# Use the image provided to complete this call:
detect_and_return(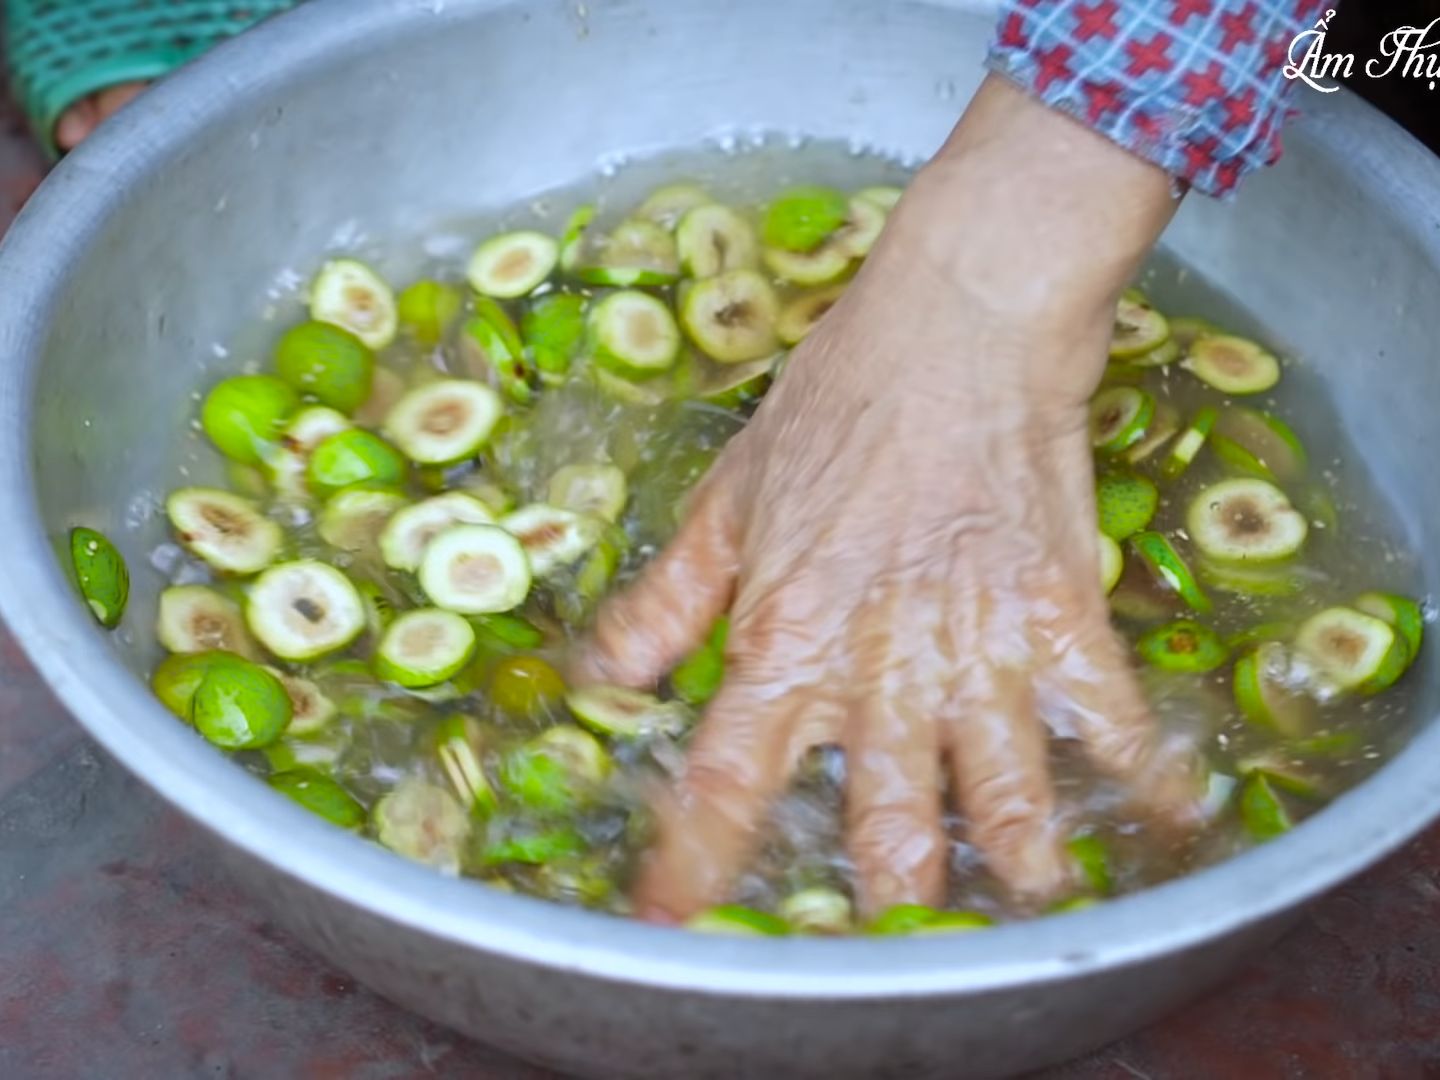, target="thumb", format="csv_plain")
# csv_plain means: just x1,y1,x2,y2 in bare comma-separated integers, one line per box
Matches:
572,474,740,688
